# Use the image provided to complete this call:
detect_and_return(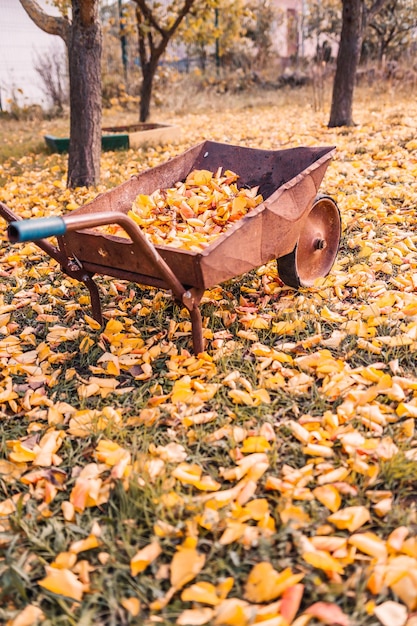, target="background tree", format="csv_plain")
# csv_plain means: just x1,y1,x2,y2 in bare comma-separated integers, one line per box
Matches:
131,0,198,122
179,2,221,73
20,0,102,188
328,0,387,128
305,0,341,49
245,0,278,70
365,0,417,62
180,0,252,73
34,43,68,115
